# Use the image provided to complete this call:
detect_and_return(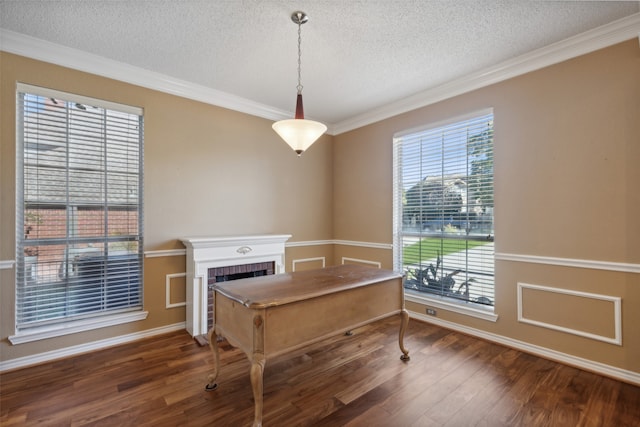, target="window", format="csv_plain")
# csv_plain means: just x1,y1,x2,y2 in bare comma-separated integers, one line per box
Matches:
15,84,144,338
393,110,494,311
